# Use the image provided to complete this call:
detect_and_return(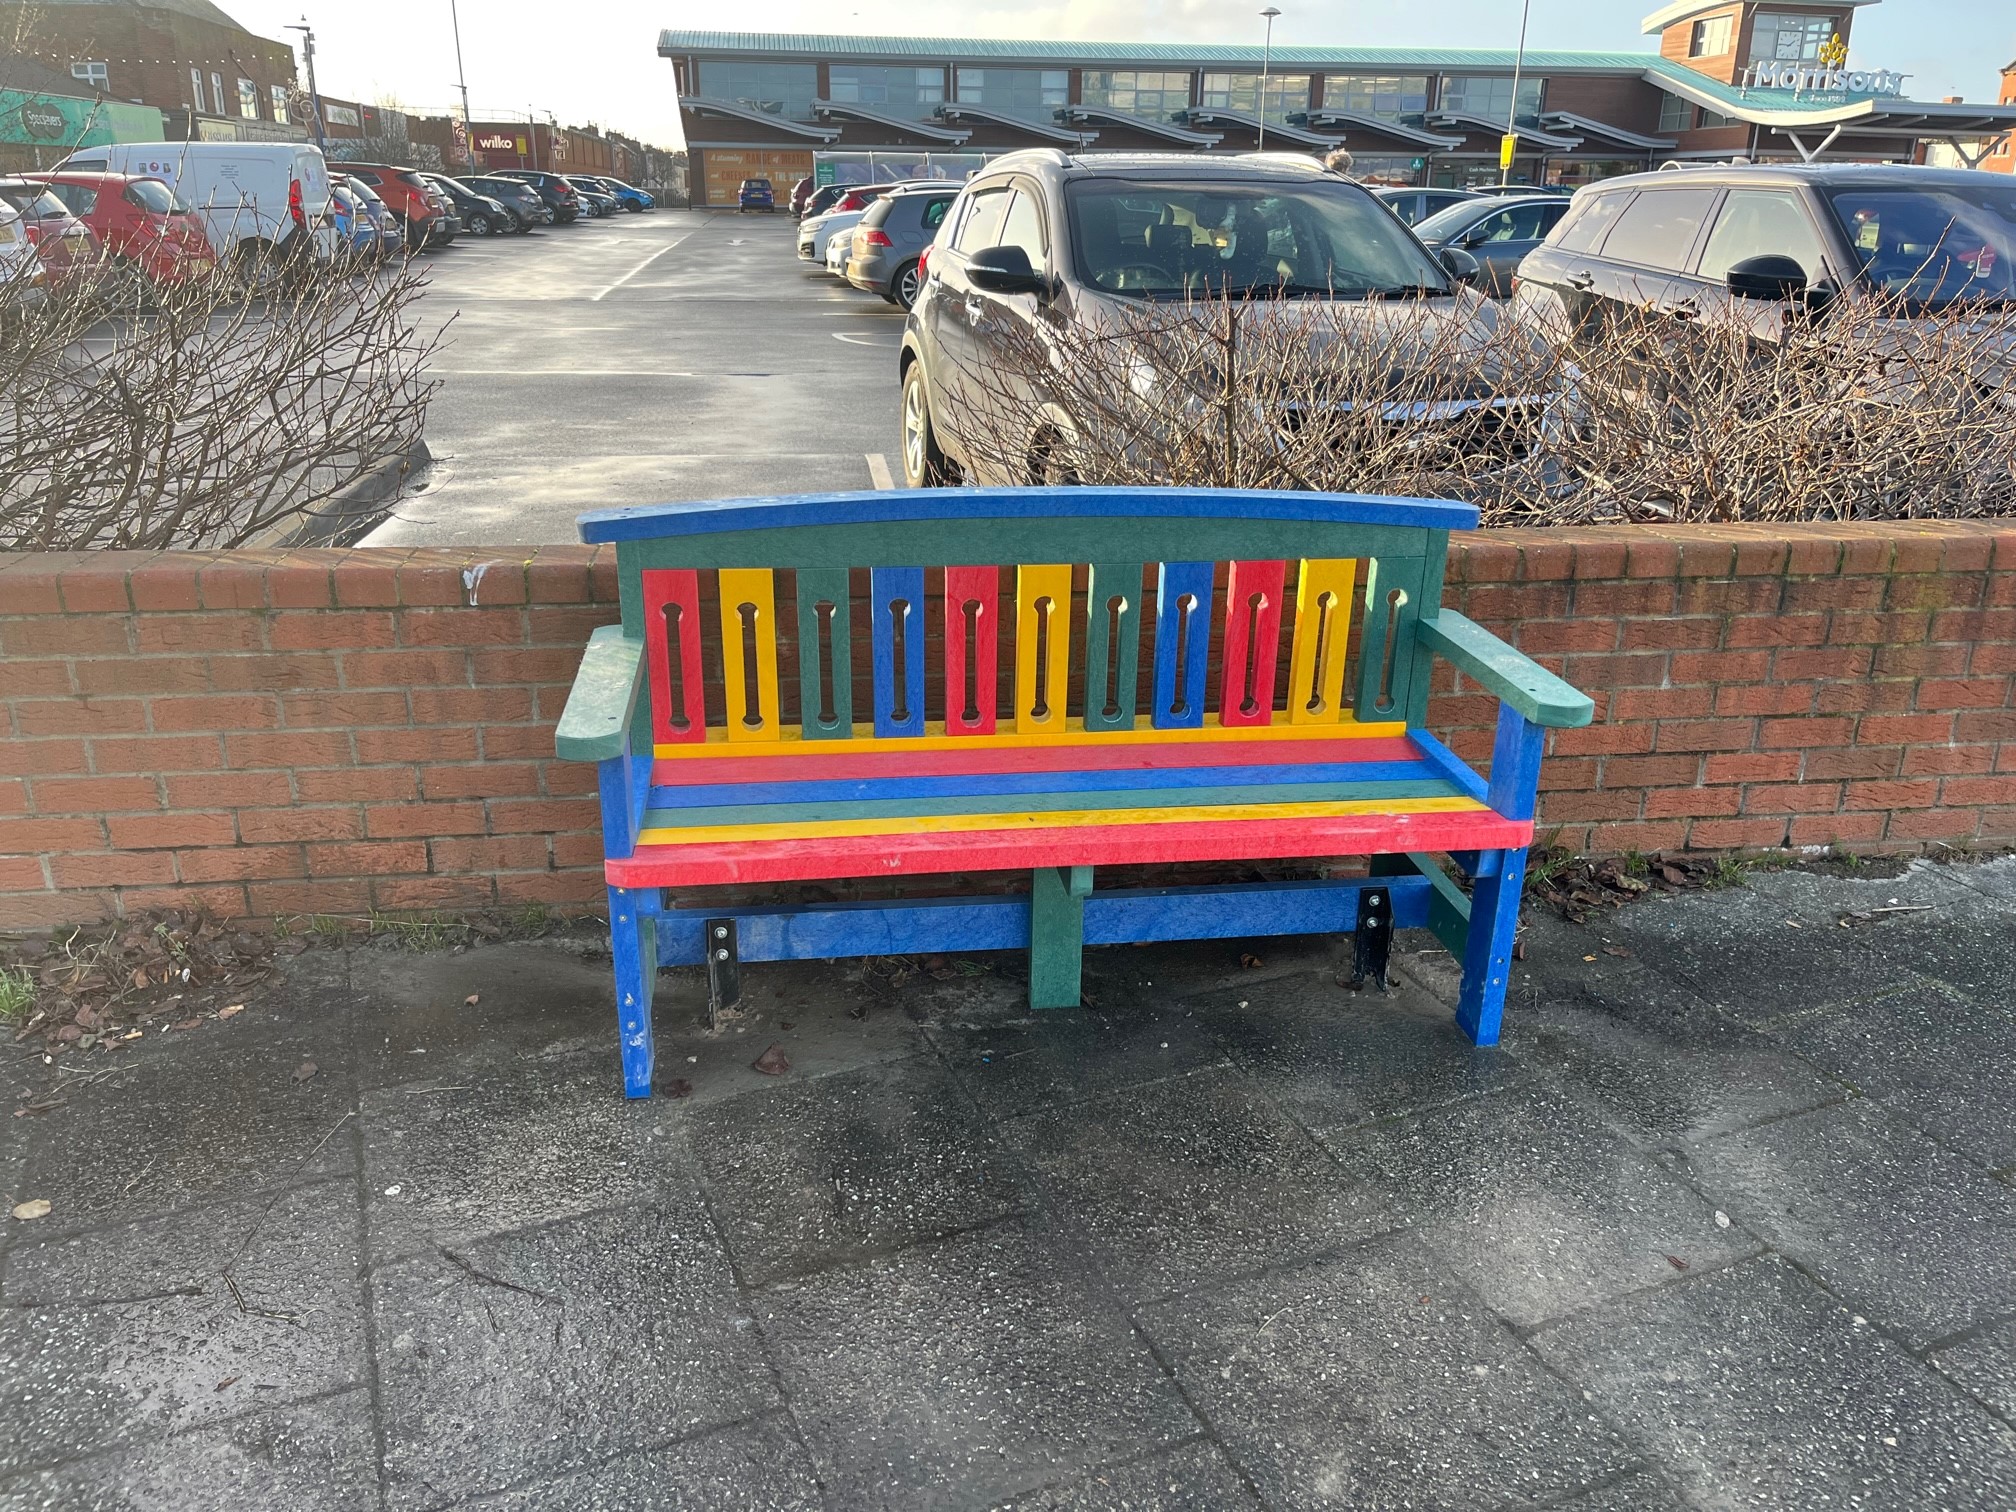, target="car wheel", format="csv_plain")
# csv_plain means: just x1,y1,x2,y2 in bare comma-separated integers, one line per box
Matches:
891,260,921,310
234,238,288,294
469,214,492,237
901,362,960,488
